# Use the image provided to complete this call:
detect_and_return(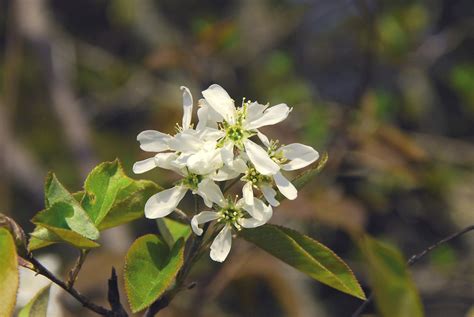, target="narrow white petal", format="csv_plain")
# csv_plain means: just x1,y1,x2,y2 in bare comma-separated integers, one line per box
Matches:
261,185,280,207
137,130,171,152
168,132,203,153
197,179,225,207
144,186,187,219
202,84,236,123
132,157,156,174
154,152,184,175
242,181,254,205
244,139,280,176
274,171,297,200
228,157,248,173
221,142,235,165
257,130,270,147
245,103,291,130
180,86,193,130
210,225,232,262
240,198,273,225
240,198,273,220
245,102,267,123
212,165,242,181
281,143,319,171
191,211,219,236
